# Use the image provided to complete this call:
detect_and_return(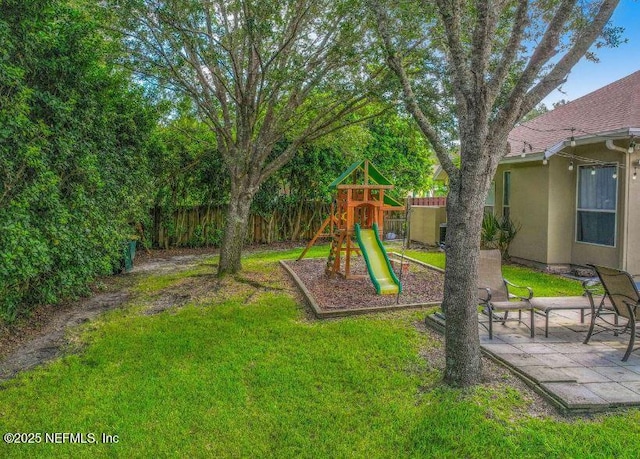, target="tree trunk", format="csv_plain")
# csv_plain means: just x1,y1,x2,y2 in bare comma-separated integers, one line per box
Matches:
217,178,257,276
441,152,493,387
